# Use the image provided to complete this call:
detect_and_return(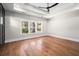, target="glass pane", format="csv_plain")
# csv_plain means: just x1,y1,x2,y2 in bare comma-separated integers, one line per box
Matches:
22,21,28,33
30,22,36,33
37,23,42,32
